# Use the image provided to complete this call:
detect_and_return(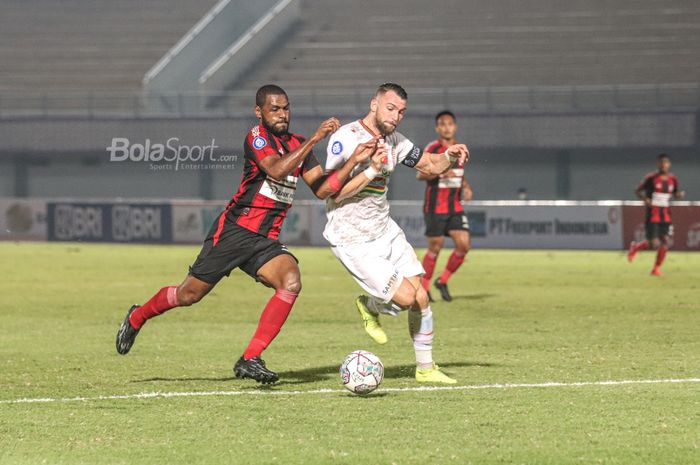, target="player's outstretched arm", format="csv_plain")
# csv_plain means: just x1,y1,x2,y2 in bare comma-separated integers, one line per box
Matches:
304,139,381,199
416,170,439,181
414,144,469,176
334,143,387,202
258,117,340,181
